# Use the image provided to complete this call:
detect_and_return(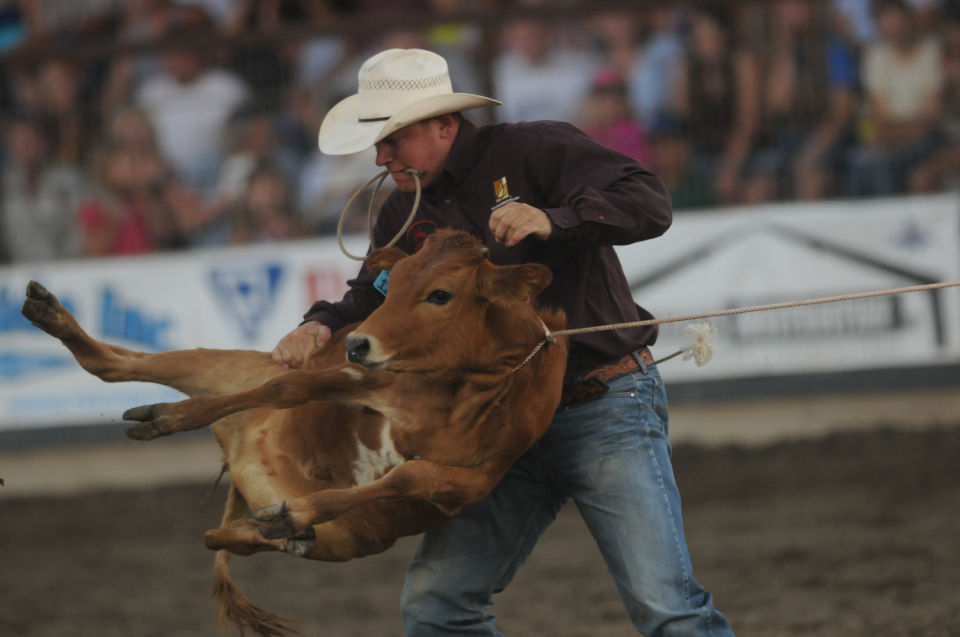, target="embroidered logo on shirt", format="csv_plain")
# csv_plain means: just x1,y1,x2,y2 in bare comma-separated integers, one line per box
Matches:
491,176,519,211
406,220,439,252
494,176,510,202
